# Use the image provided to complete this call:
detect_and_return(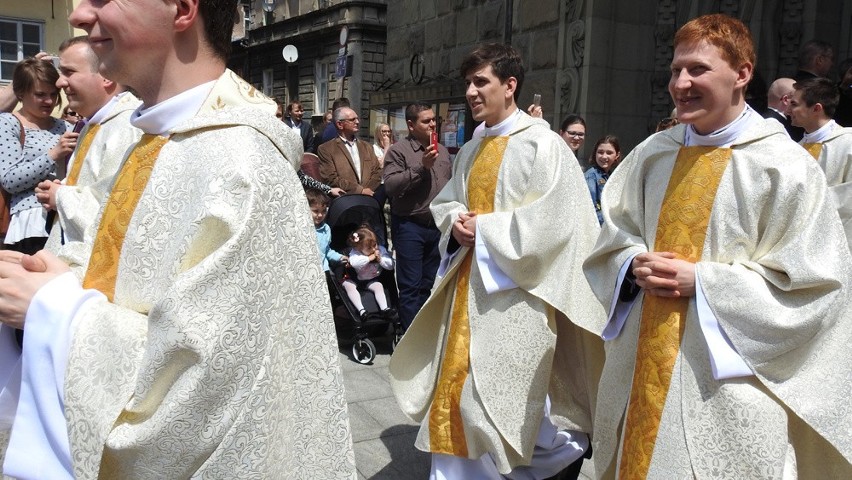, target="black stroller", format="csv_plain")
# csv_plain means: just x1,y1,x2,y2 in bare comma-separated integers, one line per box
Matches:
325,194,402,364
